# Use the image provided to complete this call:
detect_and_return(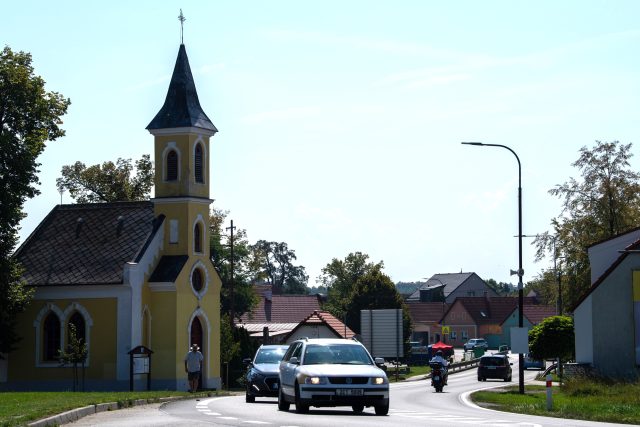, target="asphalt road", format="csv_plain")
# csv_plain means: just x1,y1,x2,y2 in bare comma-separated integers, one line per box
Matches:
67,356,625,427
